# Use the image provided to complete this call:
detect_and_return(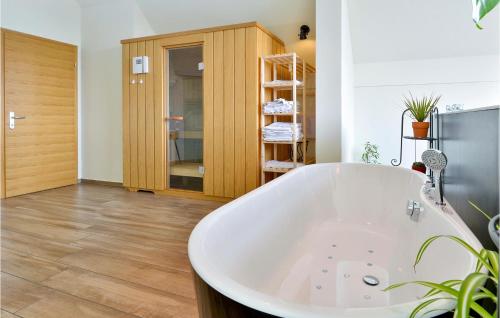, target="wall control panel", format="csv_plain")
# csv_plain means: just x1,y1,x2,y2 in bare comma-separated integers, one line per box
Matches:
132,56,149,74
